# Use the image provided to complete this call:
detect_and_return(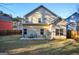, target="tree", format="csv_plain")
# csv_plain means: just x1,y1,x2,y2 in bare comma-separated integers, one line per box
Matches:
12,16,23,22
0,11,12,17
0,11,3,14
